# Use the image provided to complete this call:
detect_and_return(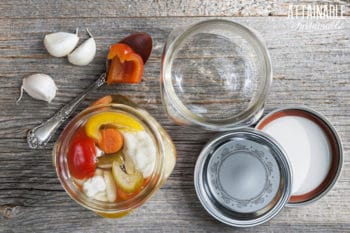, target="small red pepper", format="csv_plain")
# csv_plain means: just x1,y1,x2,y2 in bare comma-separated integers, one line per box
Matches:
106,43,144,84
67,127,97,179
